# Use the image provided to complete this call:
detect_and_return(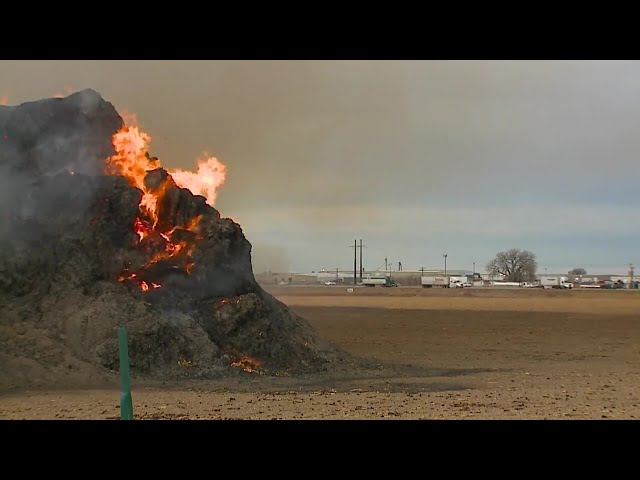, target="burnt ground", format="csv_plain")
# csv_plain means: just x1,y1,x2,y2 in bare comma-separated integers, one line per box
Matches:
2,288,639,419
